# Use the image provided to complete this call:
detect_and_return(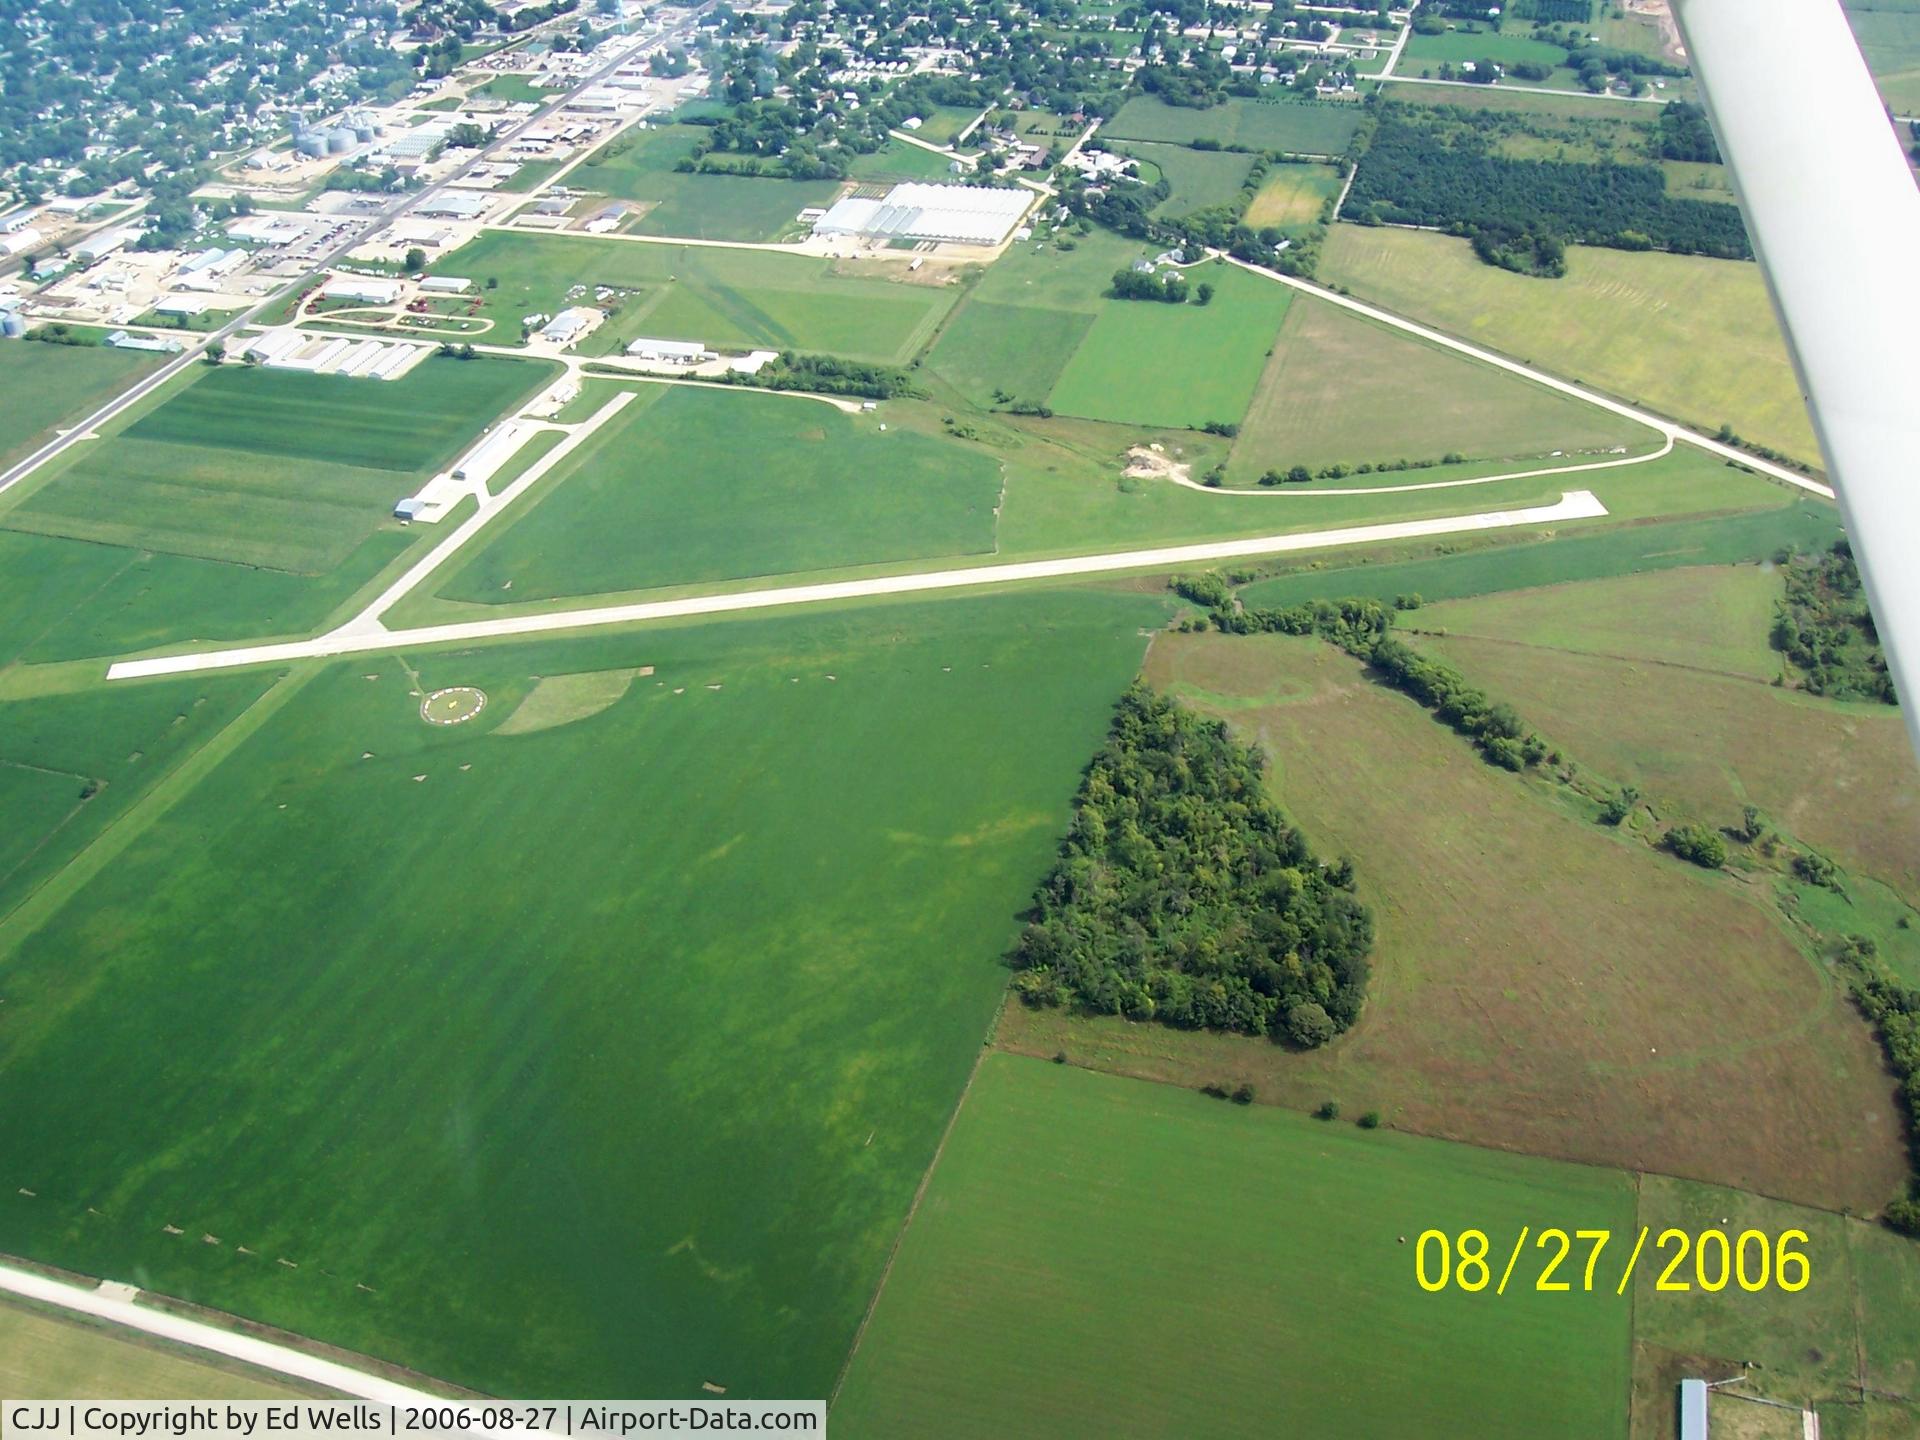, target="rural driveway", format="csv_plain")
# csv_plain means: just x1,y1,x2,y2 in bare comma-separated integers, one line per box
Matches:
105,491,1610,680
